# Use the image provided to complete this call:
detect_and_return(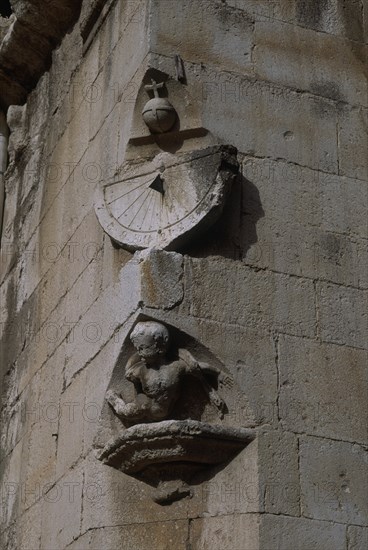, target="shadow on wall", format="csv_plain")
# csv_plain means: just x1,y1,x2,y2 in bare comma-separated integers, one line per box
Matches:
184,173,264,261
0,0,12,18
